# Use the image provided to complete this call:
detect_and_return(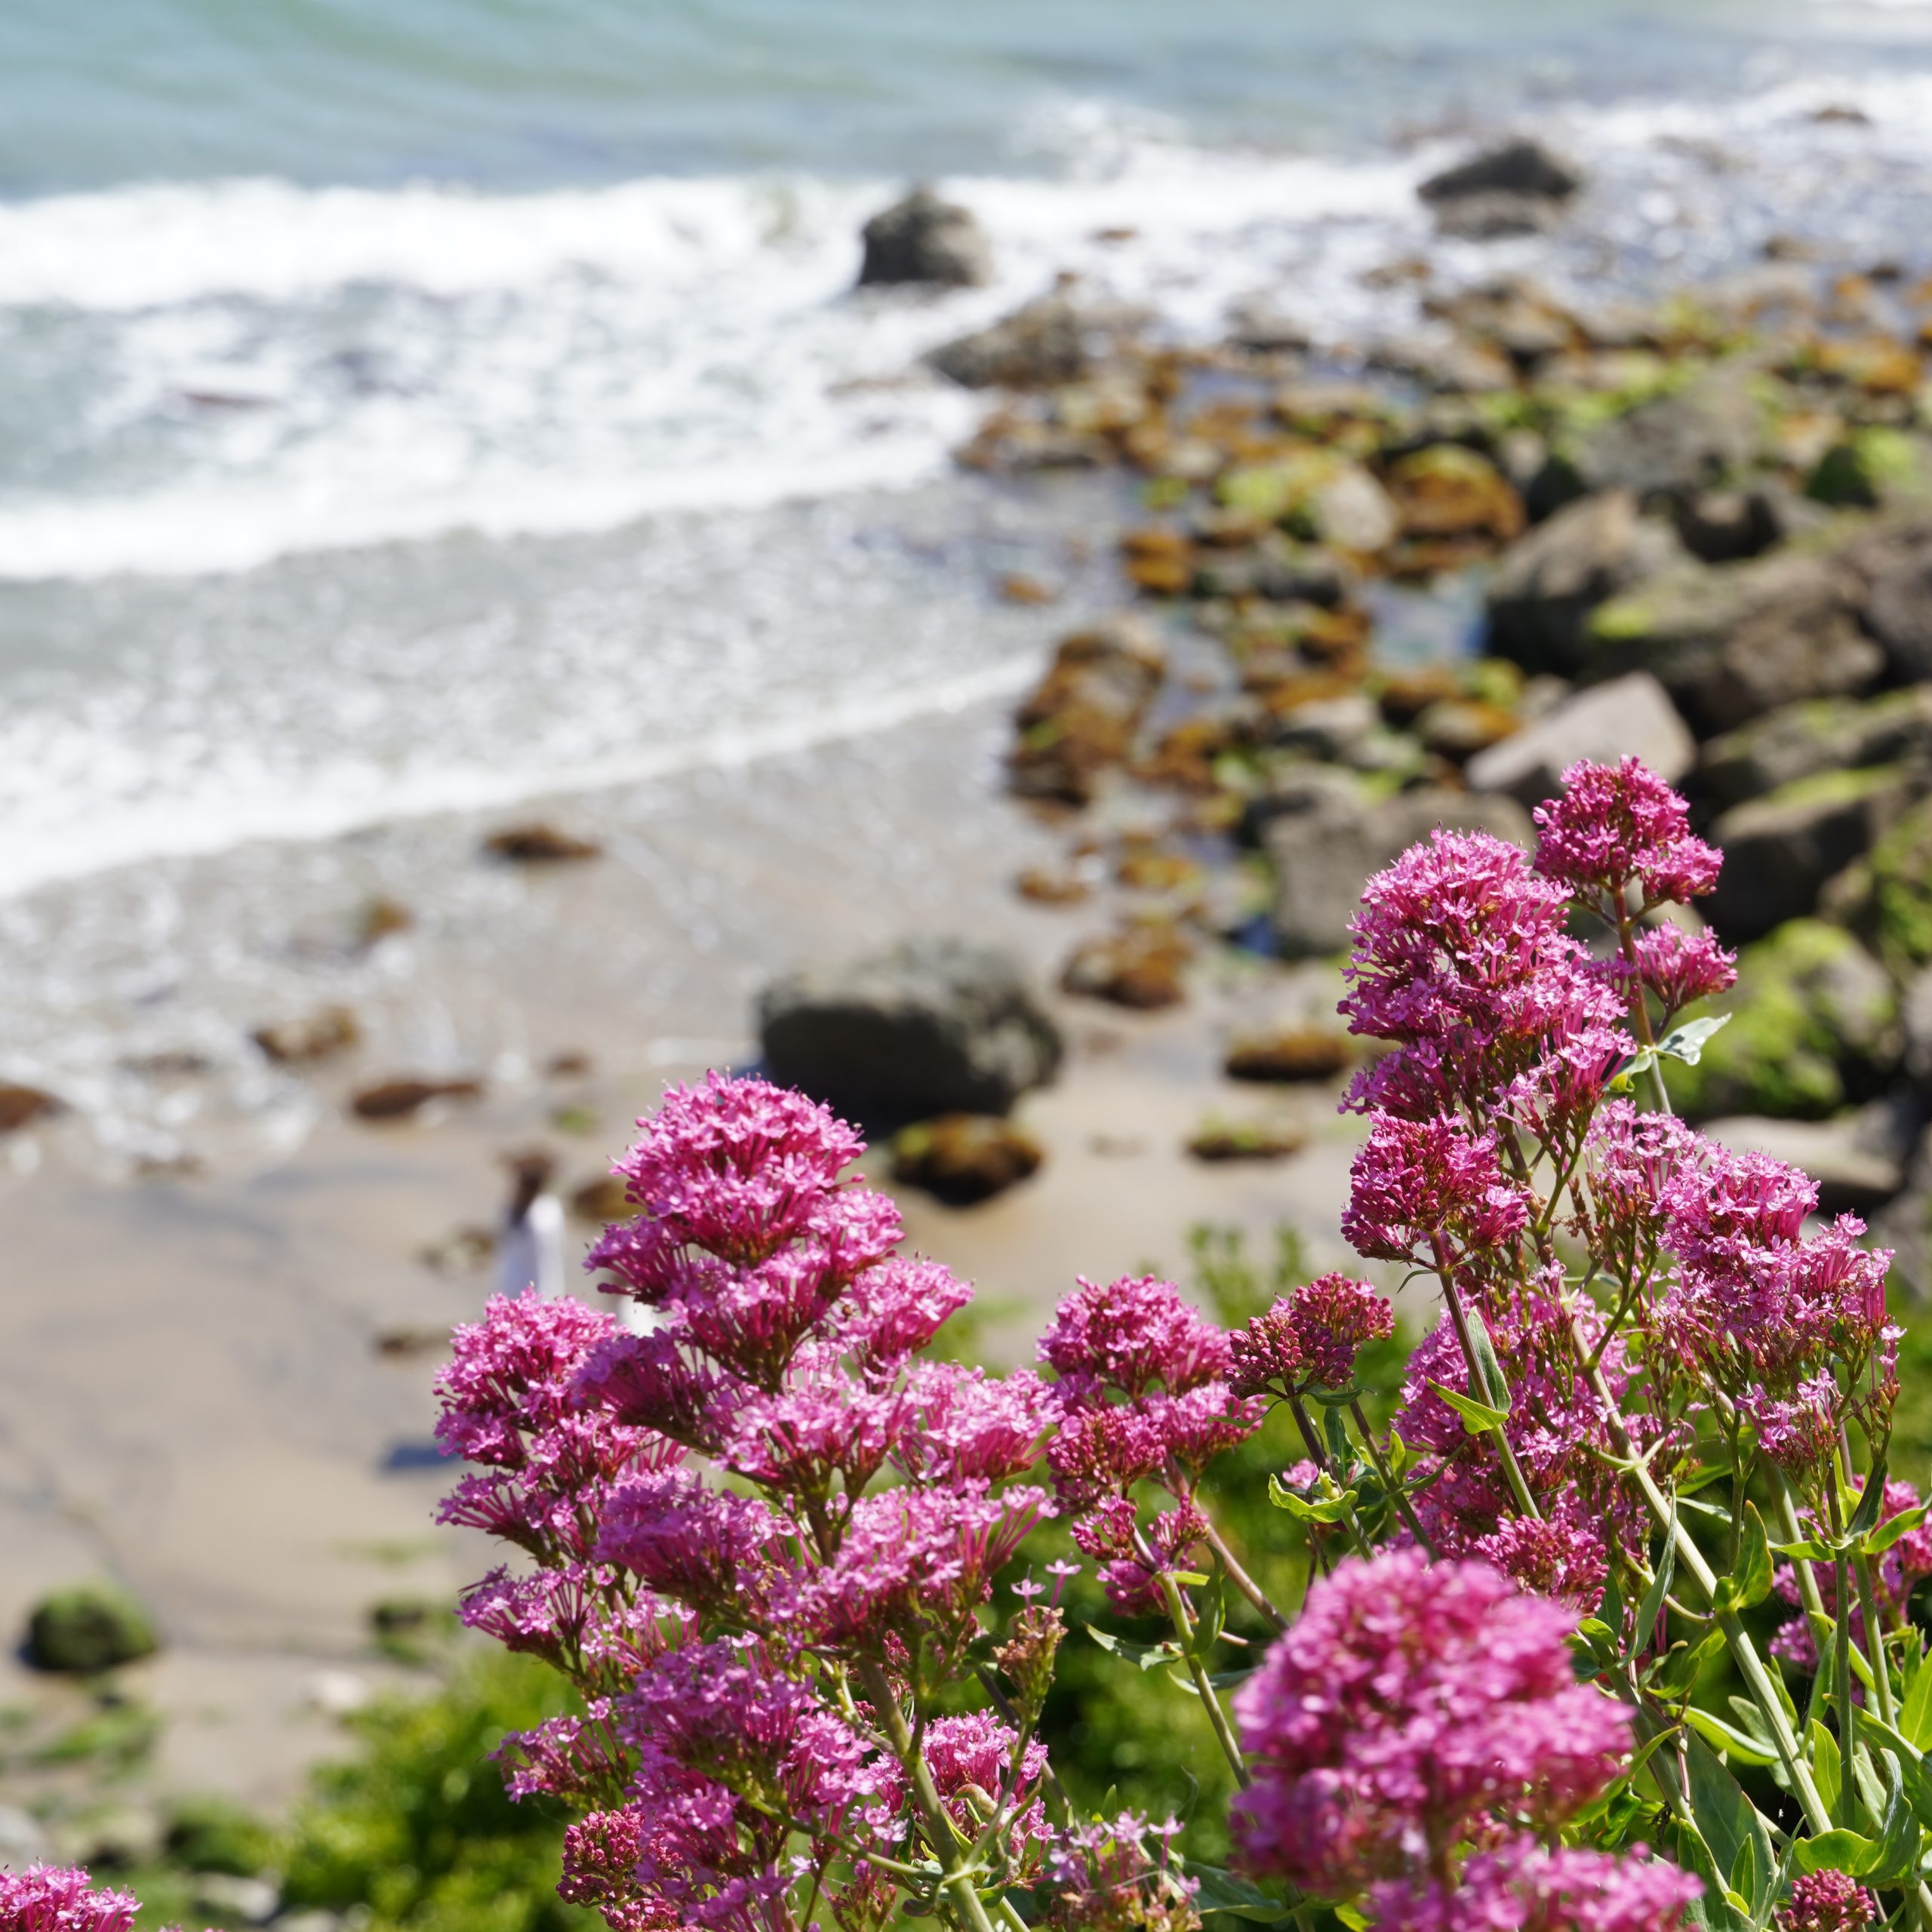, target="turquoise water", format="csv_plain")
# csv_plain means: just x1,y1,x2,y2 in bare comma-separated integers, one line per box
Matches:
4,0,1931,191
6,0,1932,900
